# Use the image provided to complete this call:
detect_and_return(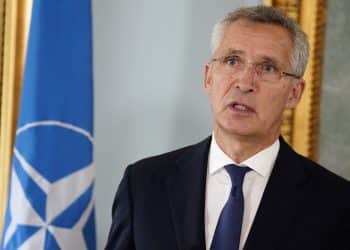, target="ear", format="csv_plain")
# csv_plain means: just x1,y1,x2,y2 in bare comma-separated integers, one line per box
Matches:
285,78,305,109
204,63,212,95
